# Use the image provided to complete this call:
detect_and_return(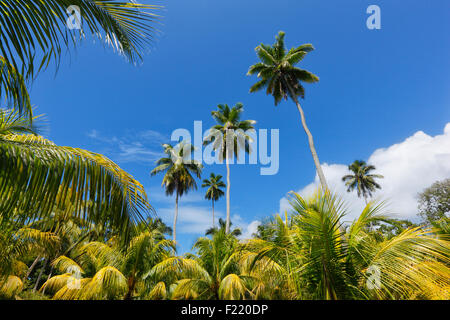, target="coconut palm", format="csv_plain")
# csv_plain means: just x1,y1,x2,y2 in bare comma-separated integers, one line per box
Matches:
202,173,226,228
151,142,203,243
204,103,255,234
245,190,450,299
205,218,242,237
247,31,328,190
40,229,174,300
342,160,384,203
0,223,61,299
0,109,152,240
150,229,249,300
0,1,160,121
